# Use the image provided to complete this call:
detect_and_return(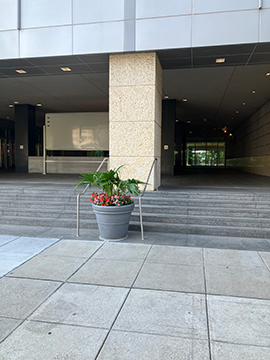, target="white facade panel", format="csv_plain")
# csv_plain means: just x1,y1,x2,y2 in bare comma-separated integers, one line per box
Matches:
192,11,259,47
0,0,18,31
194,0,258,14
20,27,72,58
73,0,124,24
21,0,72,28
73,22,124,54
262,0,270,8
260,9,270,42
0,31,19,59
136,16,191,51
136,0,191,19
